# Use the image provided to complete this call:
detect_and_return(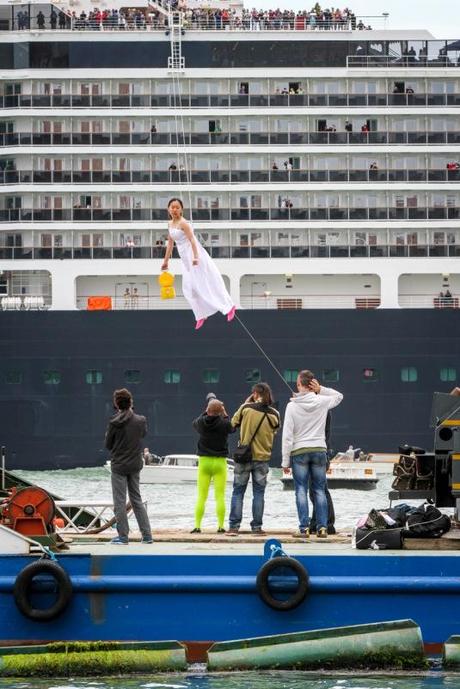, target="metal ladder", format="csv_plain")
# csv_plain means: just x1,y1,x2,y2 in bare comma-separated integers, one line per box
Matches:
167,10,185,71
